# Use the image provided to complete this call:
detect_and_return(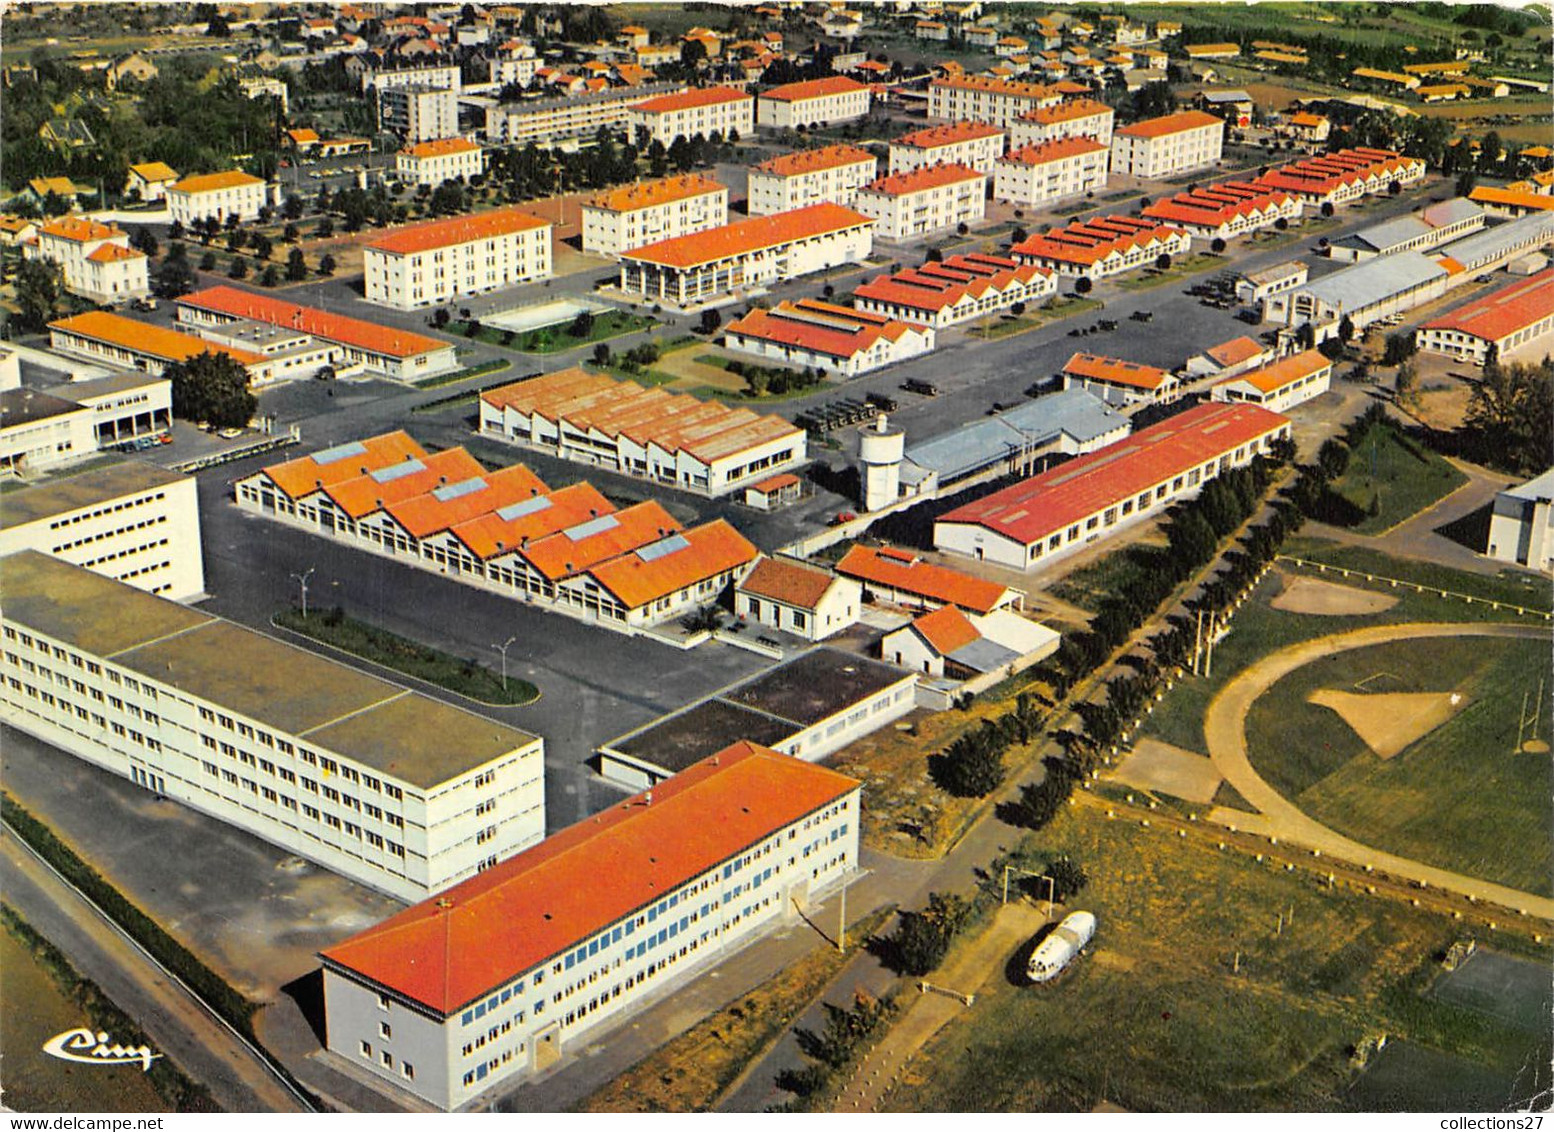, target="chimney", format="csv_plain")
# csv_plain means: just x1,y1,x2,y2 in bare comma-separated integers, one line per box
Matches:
644,791,653,806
